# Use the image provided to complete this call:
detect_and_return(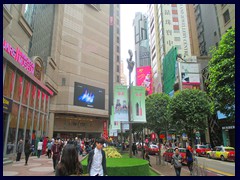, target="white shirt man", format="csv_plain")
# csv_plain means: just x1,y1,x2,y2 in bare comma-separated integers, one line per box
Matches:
90,147,103,176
